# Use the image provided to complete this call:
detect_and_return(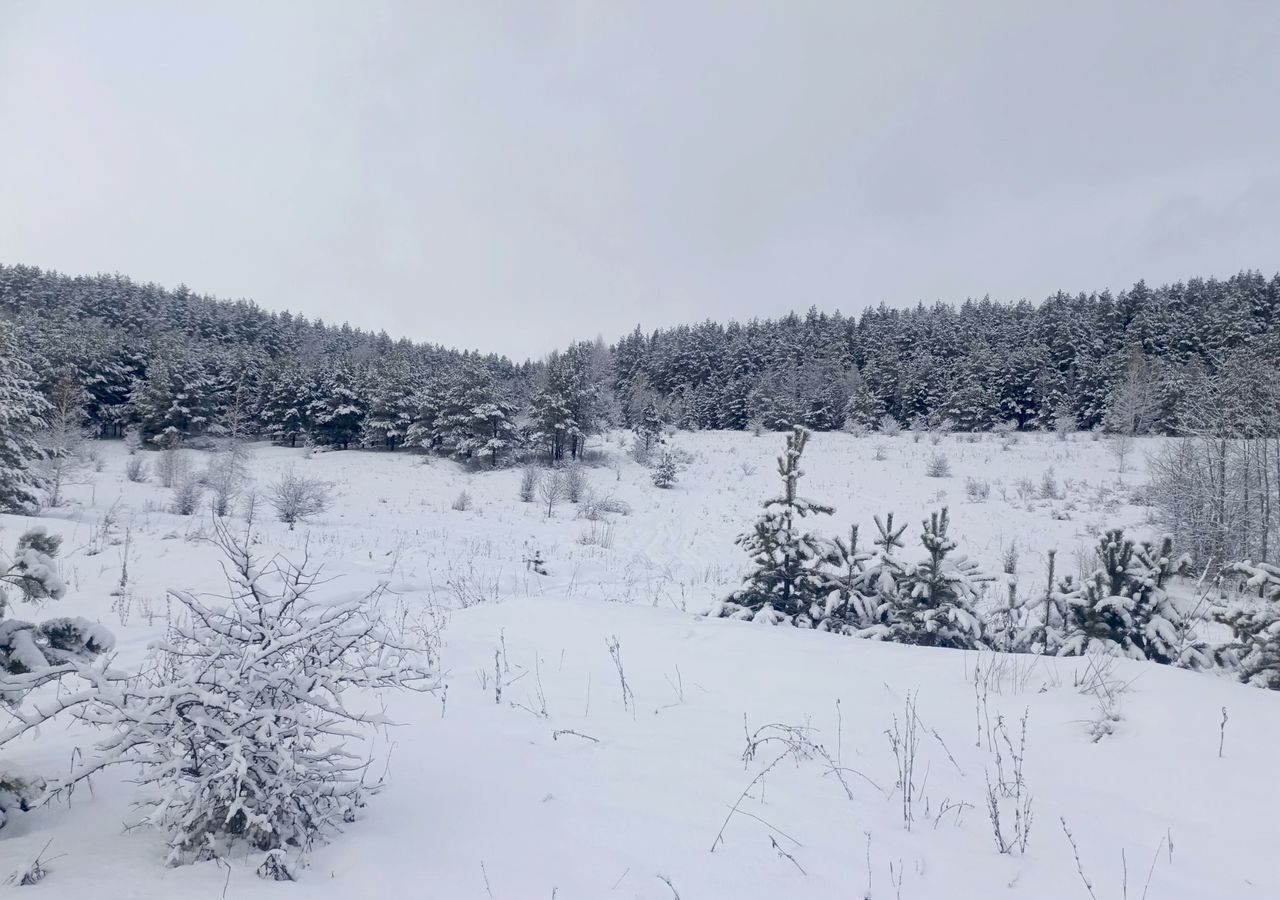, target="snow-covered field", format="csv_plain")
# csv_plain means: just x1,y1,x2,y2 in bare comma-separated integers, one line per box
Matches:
3,431,1278,899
